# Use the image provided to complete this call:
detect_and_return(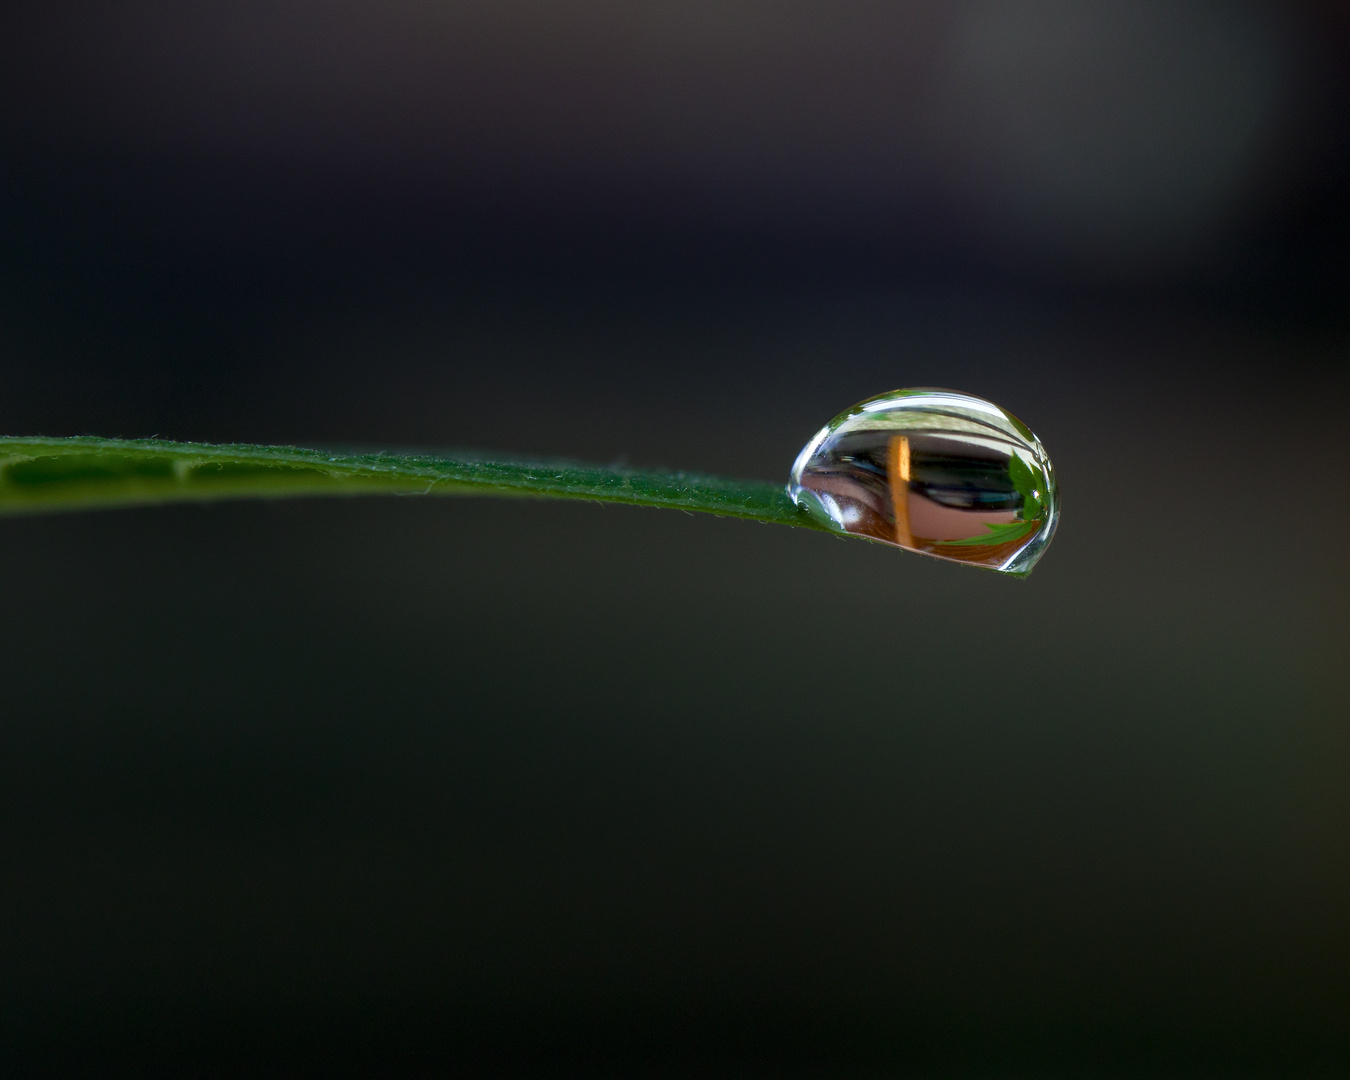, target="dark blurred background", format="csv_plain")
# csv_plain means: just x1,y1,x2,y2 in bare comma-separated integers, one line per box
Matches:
1,1,1348,1074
